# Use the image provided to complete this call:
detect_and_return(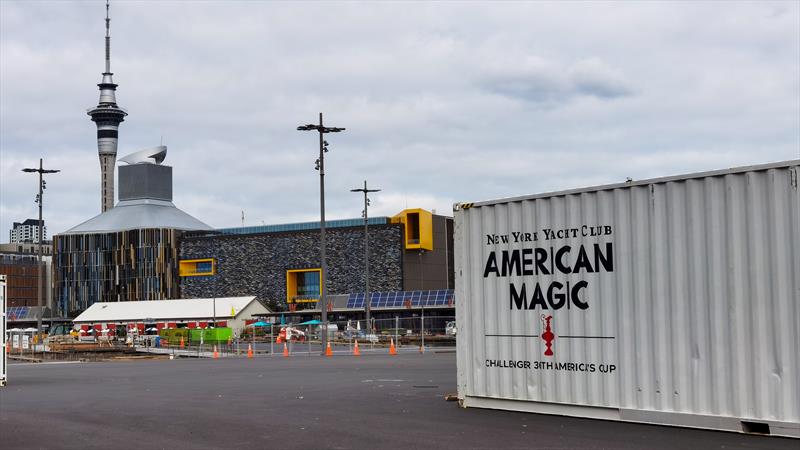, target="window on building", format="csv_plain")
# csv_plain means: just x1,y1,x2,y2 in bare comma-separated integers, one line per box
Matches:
407,212,420,244
179,258,216,276
286,268,322,307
